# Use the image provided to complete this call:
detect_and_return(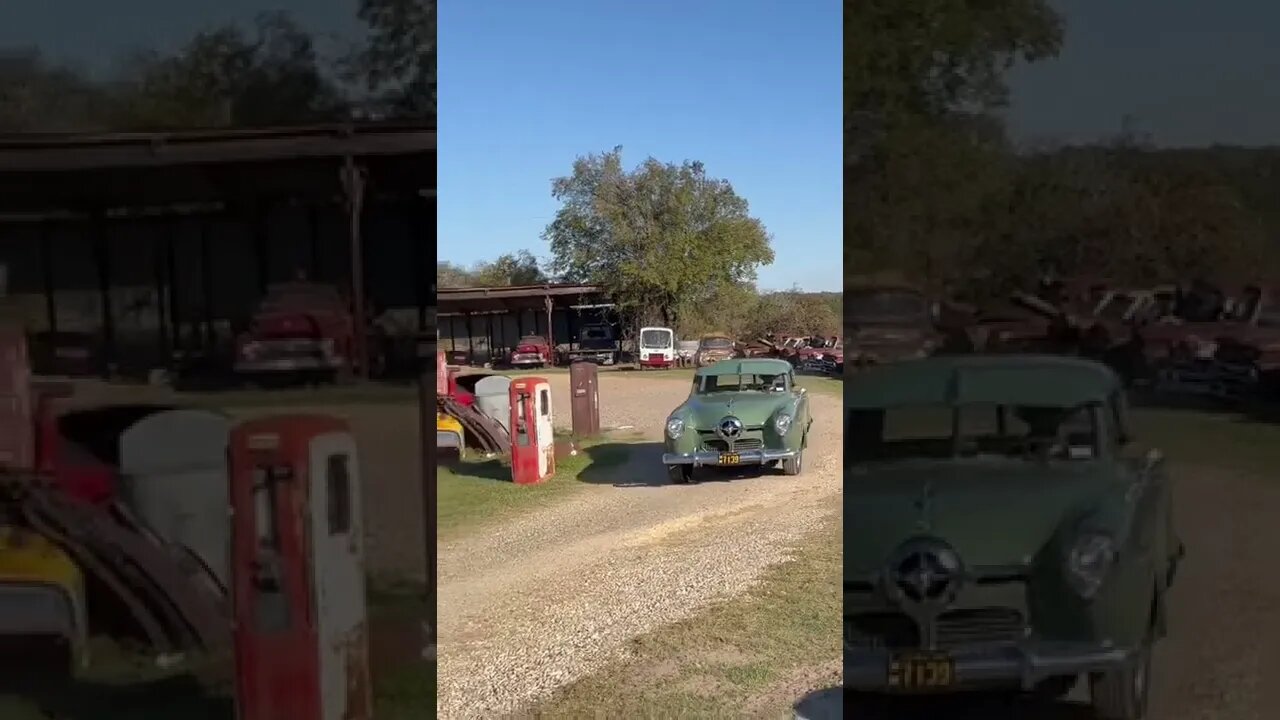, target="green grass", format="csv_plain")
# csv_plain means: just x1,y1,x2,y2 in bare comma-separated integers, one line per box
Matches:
1131,405,1280,476
528,515,841,718
438,437,636,539
0,578,434,720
